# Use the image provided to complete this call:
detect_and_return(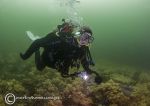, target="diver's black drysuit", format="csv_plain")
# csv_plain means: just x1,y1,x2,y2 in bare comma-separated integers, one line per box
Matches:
20,31,95,77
